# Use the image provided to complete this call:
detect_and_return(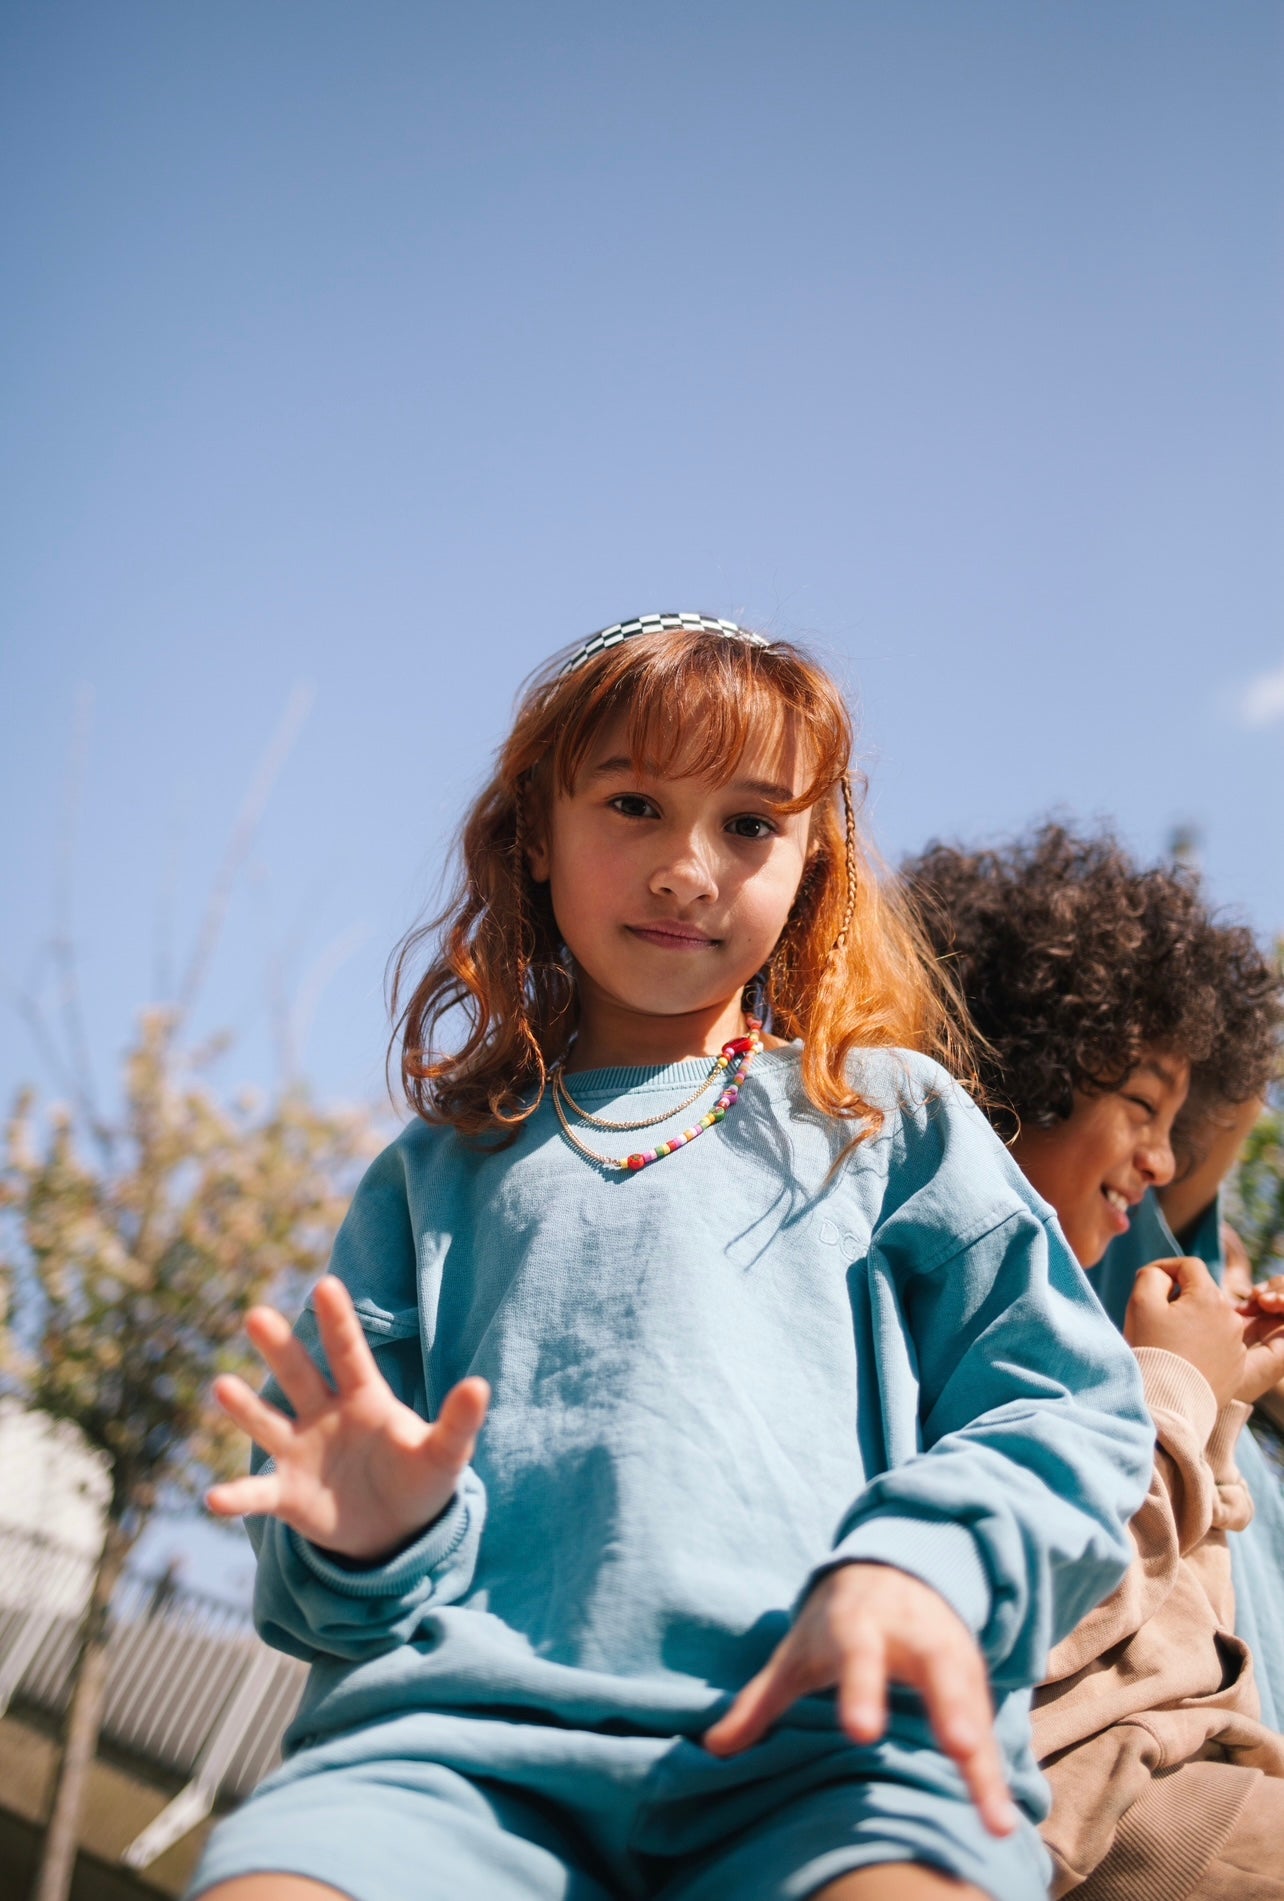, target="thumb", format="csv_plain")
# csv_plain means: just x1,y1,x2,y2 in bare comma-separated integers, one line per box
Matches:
1129,1265,1180,1318
427,1377,490,1474
1168,1255,1218,1299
